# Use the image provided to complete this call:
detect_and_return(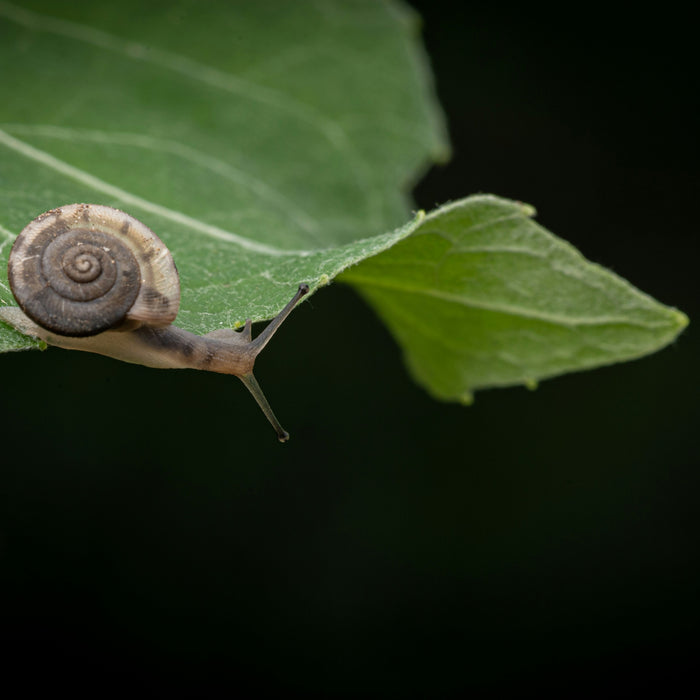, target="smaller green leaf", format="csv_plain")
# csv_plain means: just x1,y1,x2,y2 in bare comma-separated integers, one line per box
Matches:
341,195,688,402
